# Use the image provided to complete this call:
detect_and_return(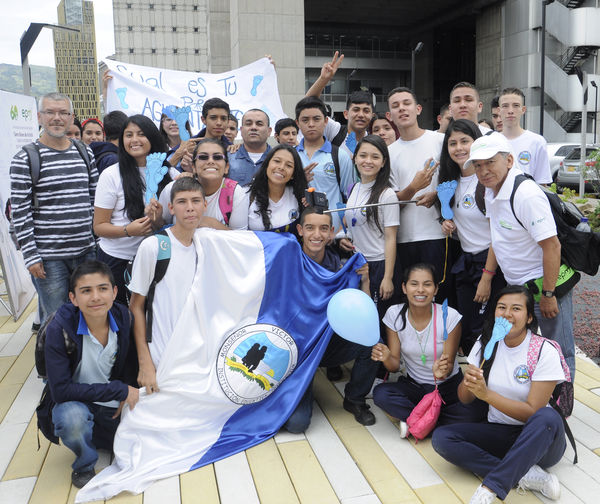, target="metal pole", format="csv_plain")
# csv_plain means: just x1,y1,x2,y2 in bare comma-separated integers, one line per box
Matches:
540,1,555,135
580,71,587,197
593,81,598,144
540,1,547,135
411,50,416,91
22,55,31,96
